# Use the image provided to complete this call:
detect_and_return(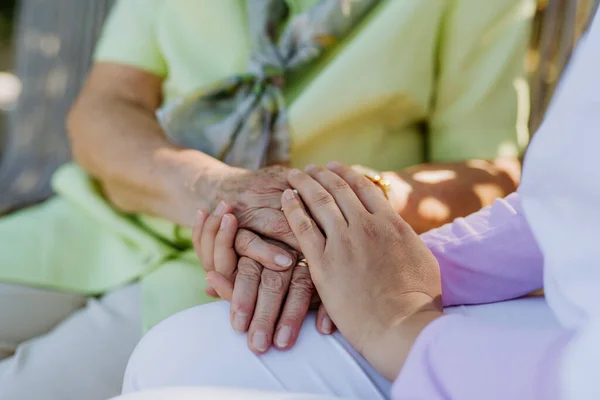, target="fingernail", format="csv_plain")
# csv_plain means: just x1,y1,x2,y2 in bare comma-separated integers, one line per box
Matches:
274,254,293,267
194,210,205,226
283,189,295,201
321,315,333,334
275,325,292,348
304,164,318,172
215,201,227,216
289,168,302,177
252,332,268,352
232,312,249,333
327,161,343,169
220,214,231,230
